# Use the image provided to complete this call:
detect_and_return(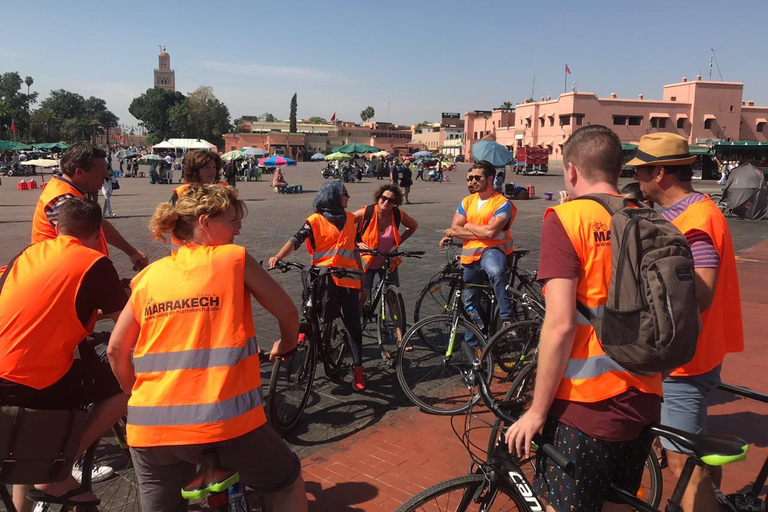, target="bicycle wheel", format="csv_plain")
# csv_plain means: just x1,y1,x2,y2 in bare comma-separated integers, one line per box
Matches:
397,316,494,415
413,275,462,322
268,327,317,435
394,474,526,512
510,272,545,322
486,362,537,457
638,452,663,508
322,316,349,378
484,320,541,376
89,419,142,512
377,285,406,365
